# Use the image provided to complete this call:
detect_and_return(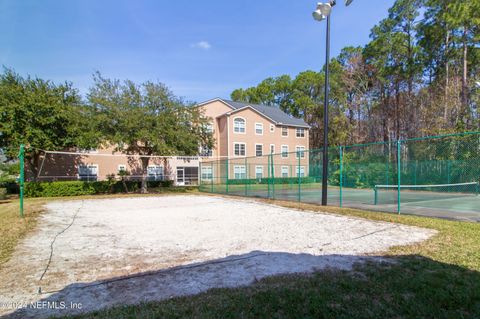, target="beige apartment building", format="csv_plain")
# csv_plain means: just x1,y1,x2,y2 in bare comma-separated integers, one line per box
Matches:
197,98,310,181
29,98,310,185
